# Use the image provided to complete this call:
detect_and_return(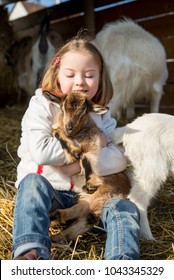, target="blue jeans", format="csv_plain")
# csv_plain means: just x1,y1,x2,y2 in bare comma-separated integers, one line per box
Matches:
12,173,140,260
